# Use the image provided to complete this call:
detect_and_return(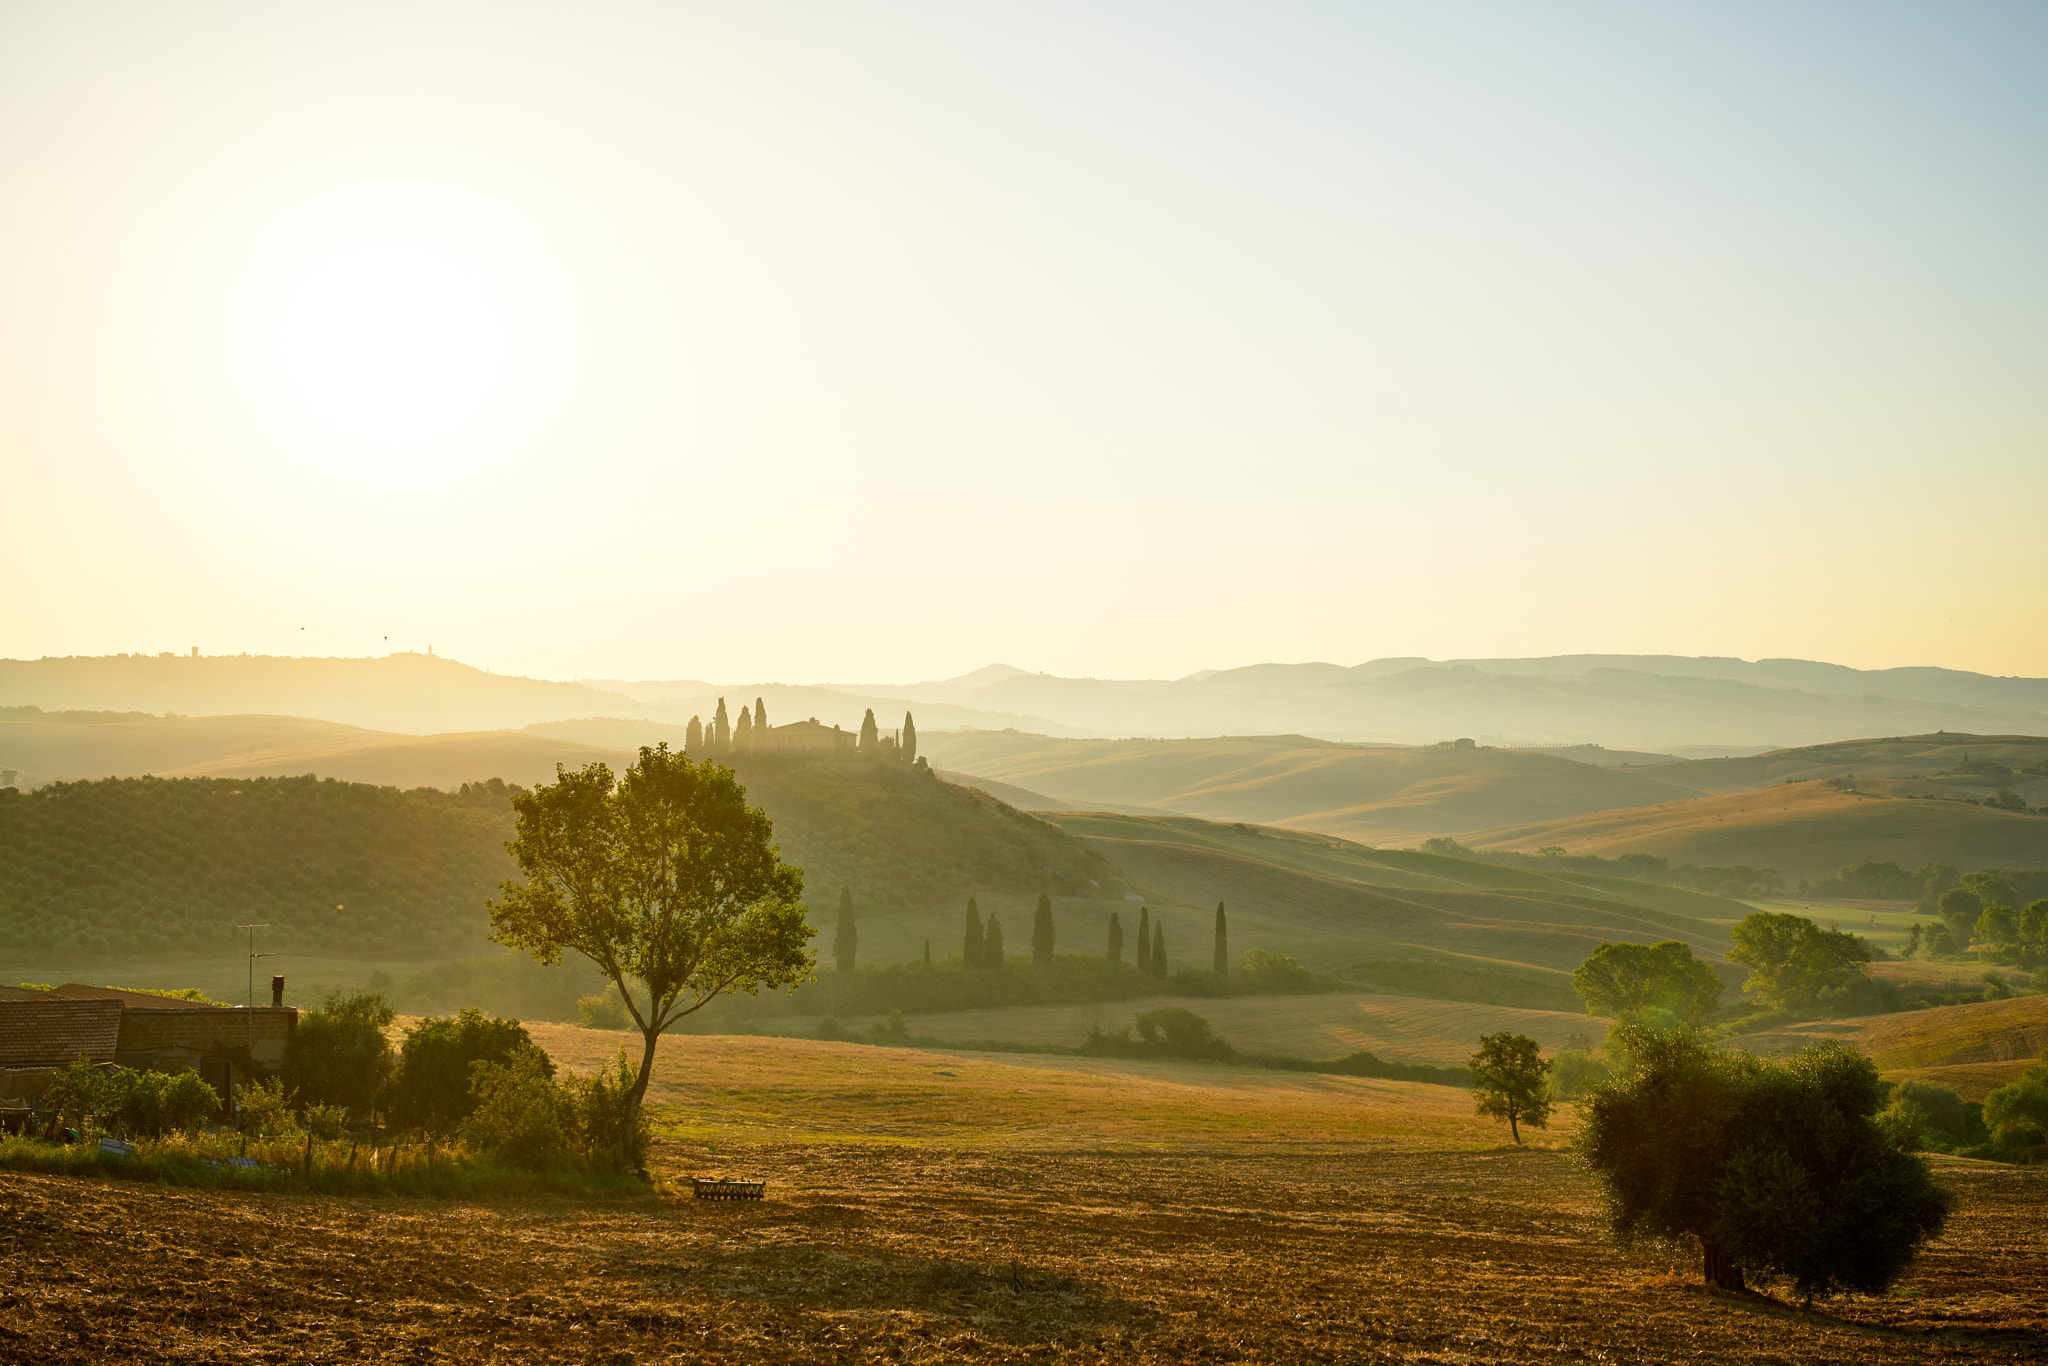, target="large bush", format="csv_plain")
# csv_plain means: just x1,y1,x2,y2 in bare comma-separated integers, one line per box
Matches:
1576,1025,1952,1299
387,1009,547,1135
280,990,396,1118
